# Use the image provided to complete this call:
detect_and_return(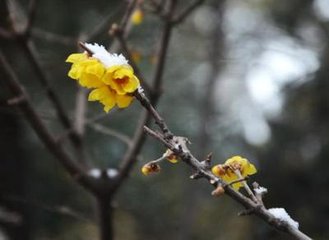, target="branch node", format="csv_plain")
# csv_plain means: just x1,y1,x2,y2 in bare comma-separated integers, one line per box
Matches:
7,95,26,105
190,171,203,180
